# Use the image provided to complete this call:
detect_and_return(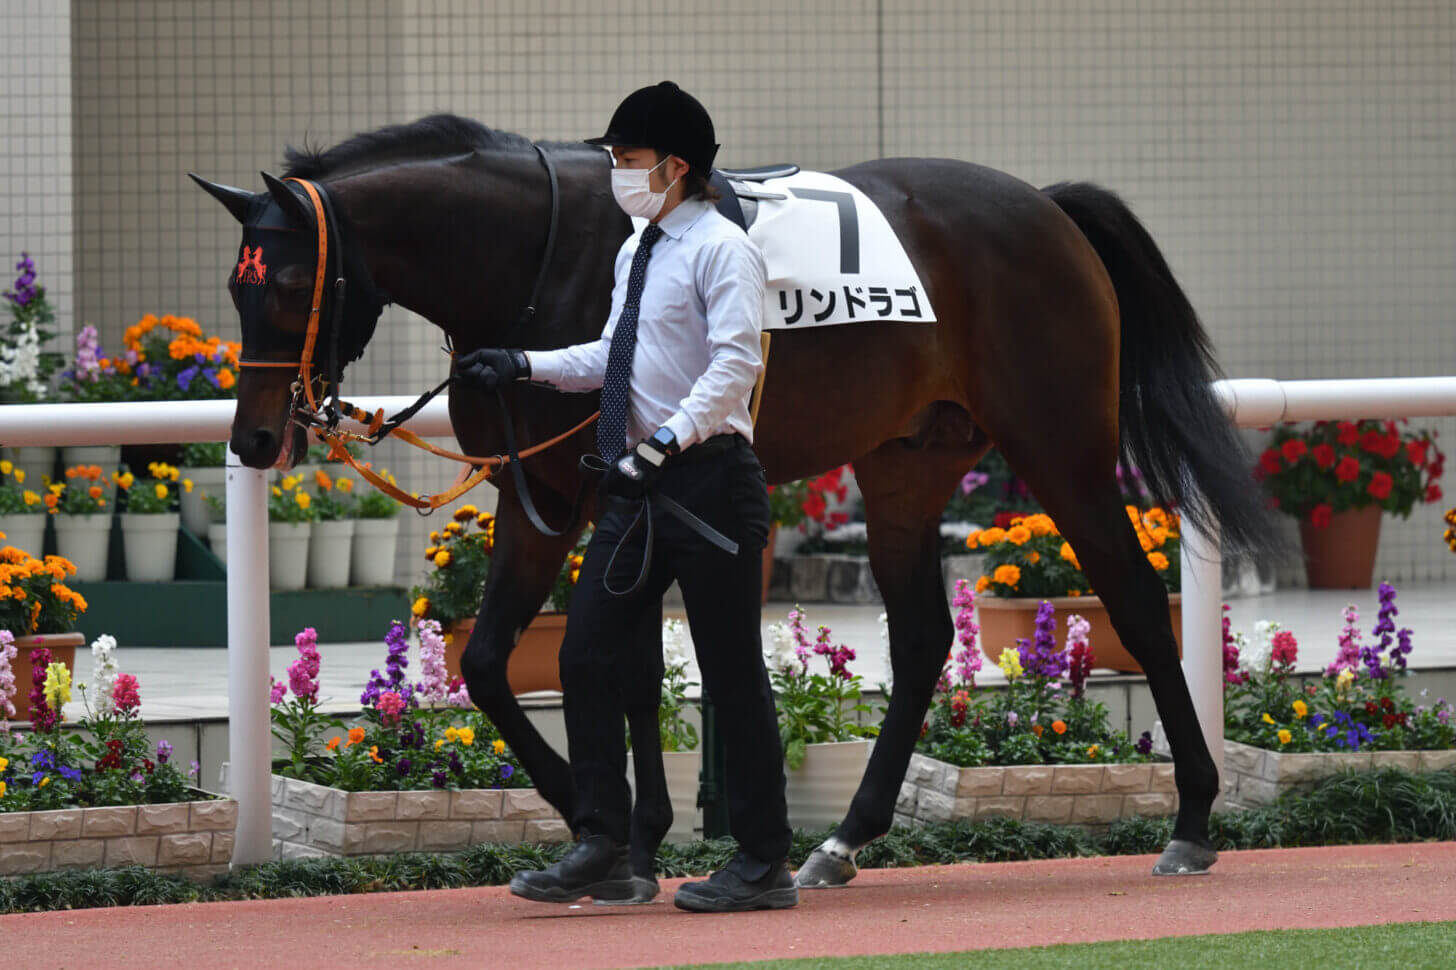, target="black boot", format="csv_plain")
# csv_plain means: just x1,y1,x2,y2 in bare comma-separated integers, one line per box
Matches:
673,853,799,913
509,834,636,904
